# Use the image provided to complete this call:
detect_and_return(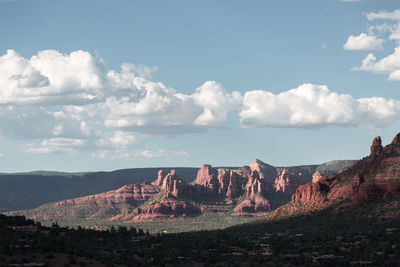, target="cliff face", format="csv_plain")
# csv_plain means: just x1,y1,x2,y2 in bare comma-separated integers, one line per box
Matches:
274,166,315,197
132,200,202,221
292,133,400,208
9,156,357,222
